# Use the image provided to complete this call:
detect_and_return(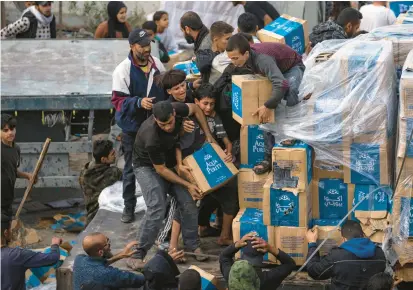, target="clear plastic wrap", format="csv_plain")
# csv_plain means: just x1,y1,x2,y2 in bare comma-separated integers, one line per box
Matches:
262,39,397,187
